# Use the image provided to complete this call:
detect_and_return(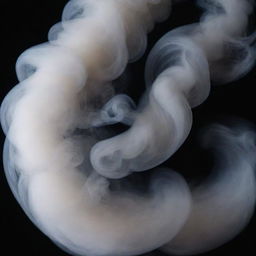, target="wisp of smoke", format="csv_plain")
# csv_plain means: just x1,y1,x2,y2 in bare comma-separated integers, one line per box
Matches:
1,0,256,255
